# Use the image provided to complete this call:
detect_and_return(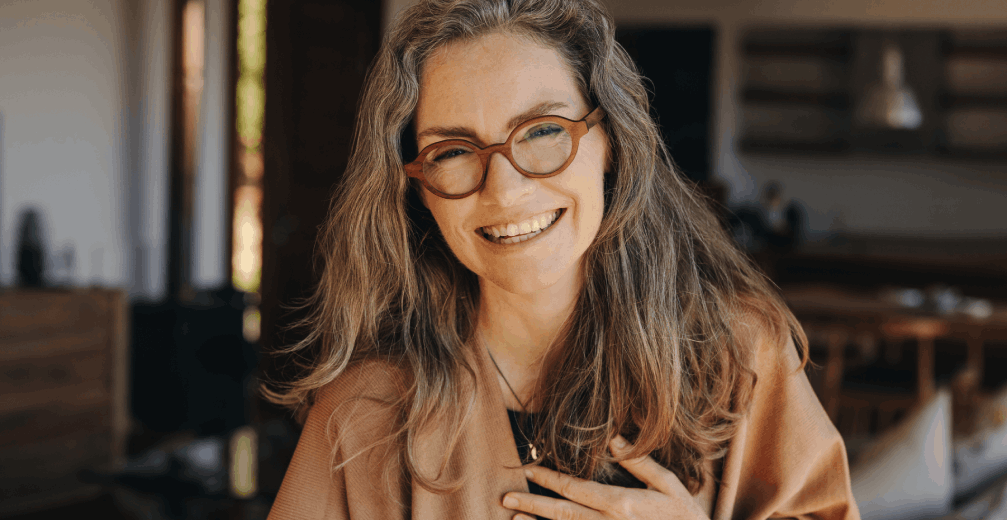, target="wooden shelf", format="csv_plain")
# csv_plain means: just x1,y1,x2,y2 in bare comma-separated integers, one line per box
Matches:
738,28,1007,159
938,92,1007,110
744,42,851,60
742,31,852,61
743,89,850,109
935,145,1007,160
943,45,1007,60
738,29,854,153
739,138,848,154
